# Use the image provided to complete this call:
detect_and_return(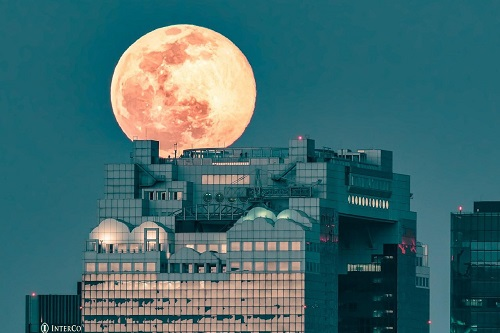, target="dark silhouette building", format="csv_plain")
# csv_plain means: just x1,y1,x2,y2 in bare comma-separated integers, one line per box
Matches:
451,201,500,332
